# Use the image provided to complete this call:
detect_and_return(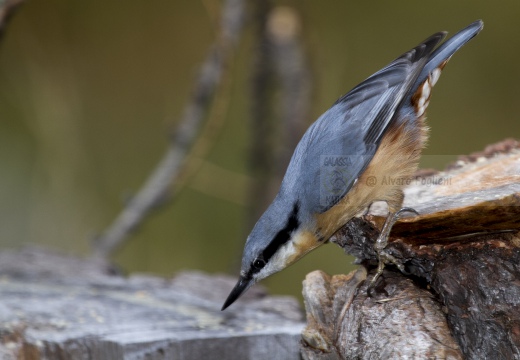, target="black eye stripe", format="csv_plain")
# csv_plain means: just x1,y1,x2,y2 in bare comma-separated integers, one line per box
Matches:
246,202,300,278
261,202,300,264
